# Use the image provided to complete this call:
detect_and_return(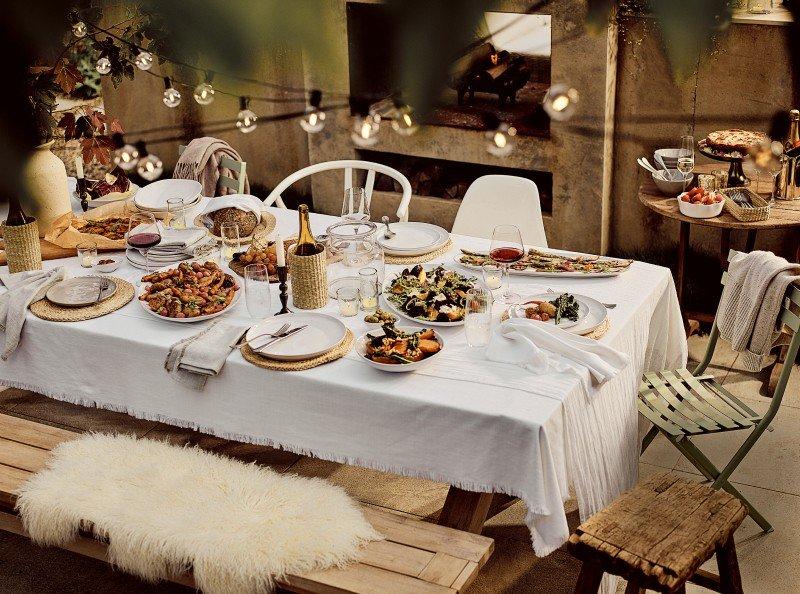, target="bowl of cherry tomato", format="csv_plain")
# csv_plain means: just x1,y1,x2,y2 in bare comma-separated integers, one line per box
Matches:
678,187,725,218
